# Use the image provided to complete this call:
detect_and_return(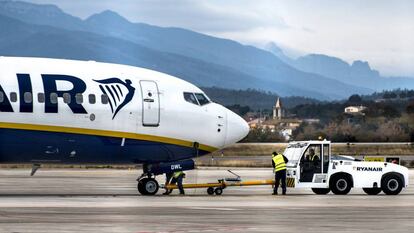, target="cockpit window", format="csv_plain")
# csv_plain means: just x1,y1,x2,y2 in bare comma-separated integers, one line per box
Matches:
184,92,211,106
195,93,210,105
184,92,199,105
